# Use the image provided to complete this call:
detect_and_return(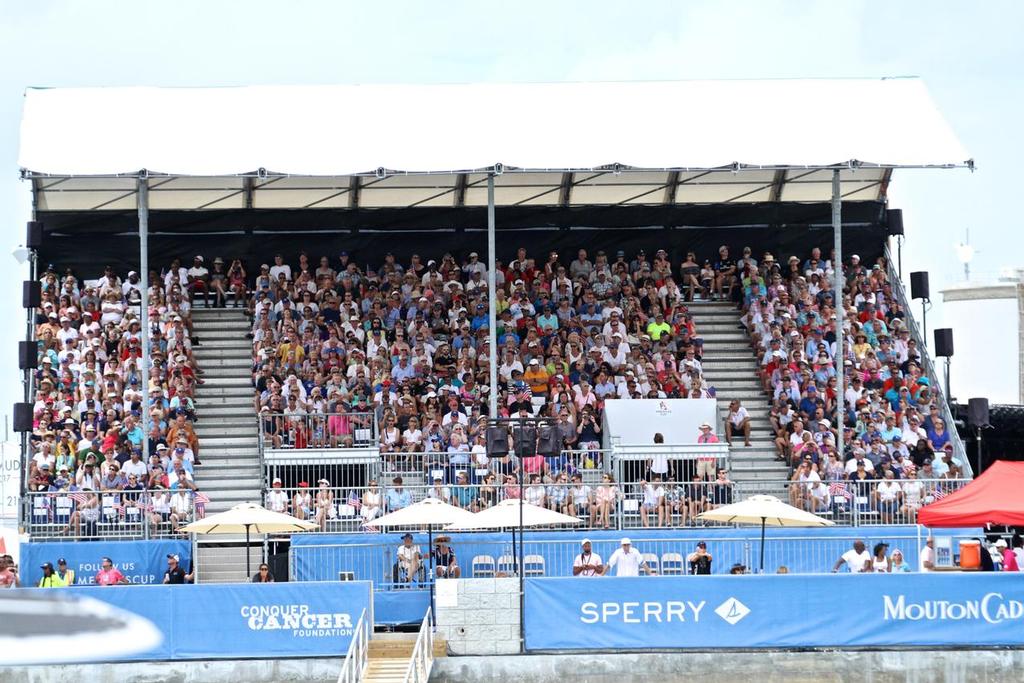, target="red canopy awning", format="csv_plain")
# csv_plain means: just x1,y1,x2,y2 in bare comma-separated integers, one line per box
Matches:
918,460,1024,528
